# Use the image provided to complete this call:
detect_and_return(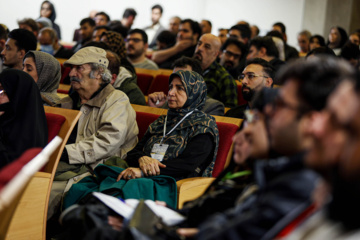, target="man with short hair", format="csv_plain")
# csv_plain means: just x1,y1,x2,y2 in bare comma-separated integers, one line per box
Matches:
169,16,181,34
298,30,311,57
218,28,228,45
125,28,158,70
17,18,39,37
247,36,285,82
72,18,96,52
1,28,37,70
225,58,274,118
200,20,212,34
228,24,251,45
148,56,225,116
121,8,137,30
144,4,166,48
219,38,247,79
194,33,238,108
92,25,110,42
0,24,8,73
38,27,73,58
272,22,299,61
49,46,138,218
95,11,110,26
152,19,201,69
106,50,146,105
